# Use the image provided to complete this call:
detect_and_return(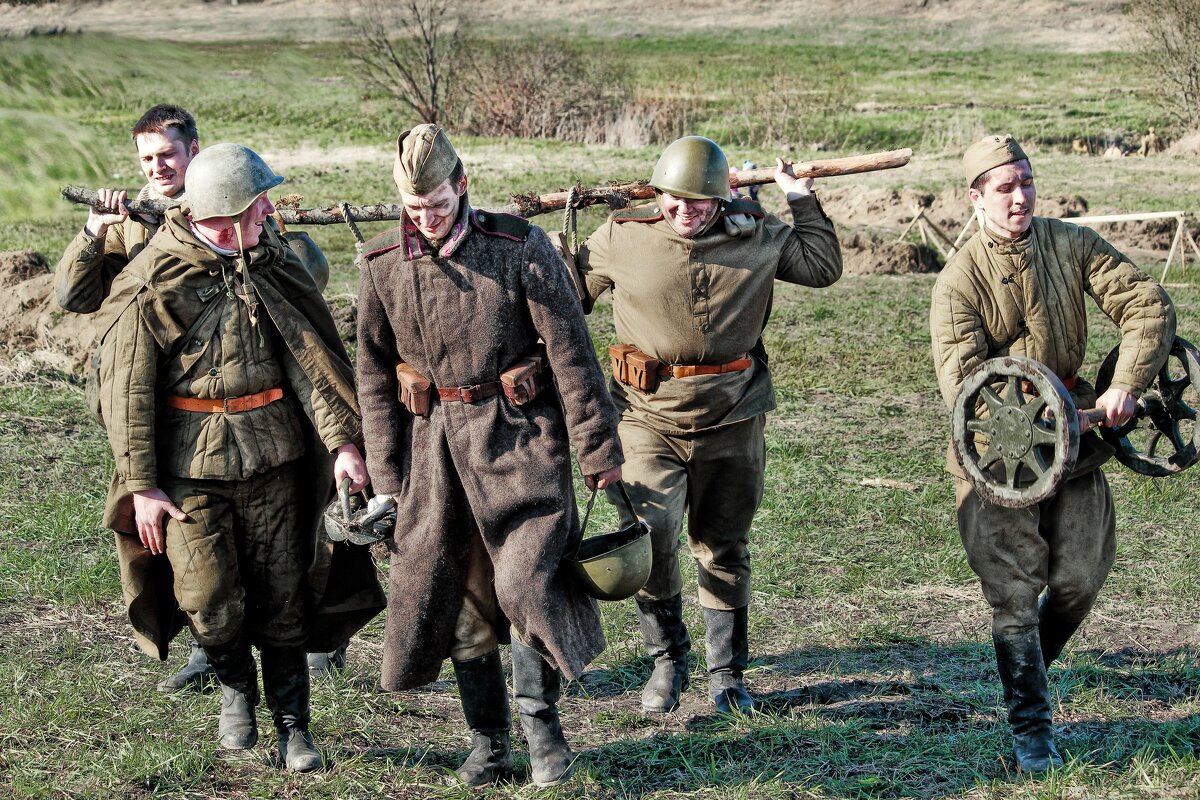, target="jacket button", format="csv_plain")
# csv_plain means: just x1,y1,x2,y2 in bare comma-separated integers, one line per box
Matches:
209,368,218,376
